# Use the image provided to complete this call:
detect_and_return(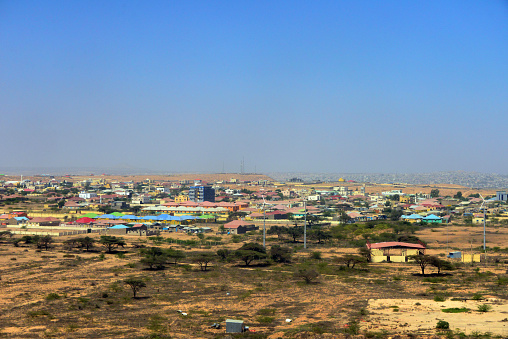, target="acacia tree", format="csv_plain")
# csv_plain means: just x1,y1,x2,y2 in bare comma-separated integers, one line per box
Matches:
124,277,146,298
191,253,216,271
140,247,168,270
216,248,231,261
430,256,453,274
287,226,303,243
409,254,434,275
77,236,95,251
99,236,126,253
336,254,367,269
166,248,186,265
269,245,292,263
294,265,320,284
235,242,267,266
267,226,286,240
36,235,53,251
358,247,372,262
308,228,331,244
